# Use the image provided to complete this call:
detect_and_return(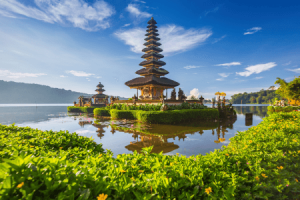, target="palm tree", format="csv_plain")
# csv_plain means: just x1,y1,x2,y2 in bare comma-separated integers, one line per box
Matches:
274,77,288,99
